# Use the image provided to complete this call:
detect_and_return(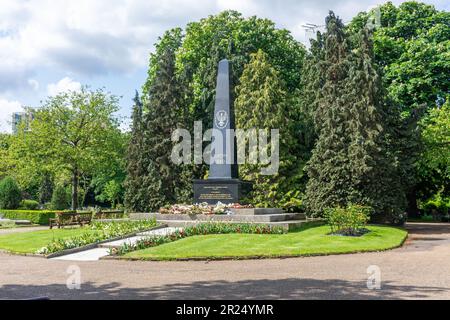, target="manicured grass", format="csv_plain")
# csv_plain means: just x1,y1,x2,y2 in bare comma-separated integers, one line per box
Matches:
0,227,94,253
123,225,407,261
